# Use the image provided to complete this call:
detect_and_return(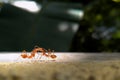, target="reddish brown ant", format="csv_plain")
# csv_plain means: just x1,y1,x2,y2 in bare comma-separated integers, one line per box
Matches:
20,46,57,60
